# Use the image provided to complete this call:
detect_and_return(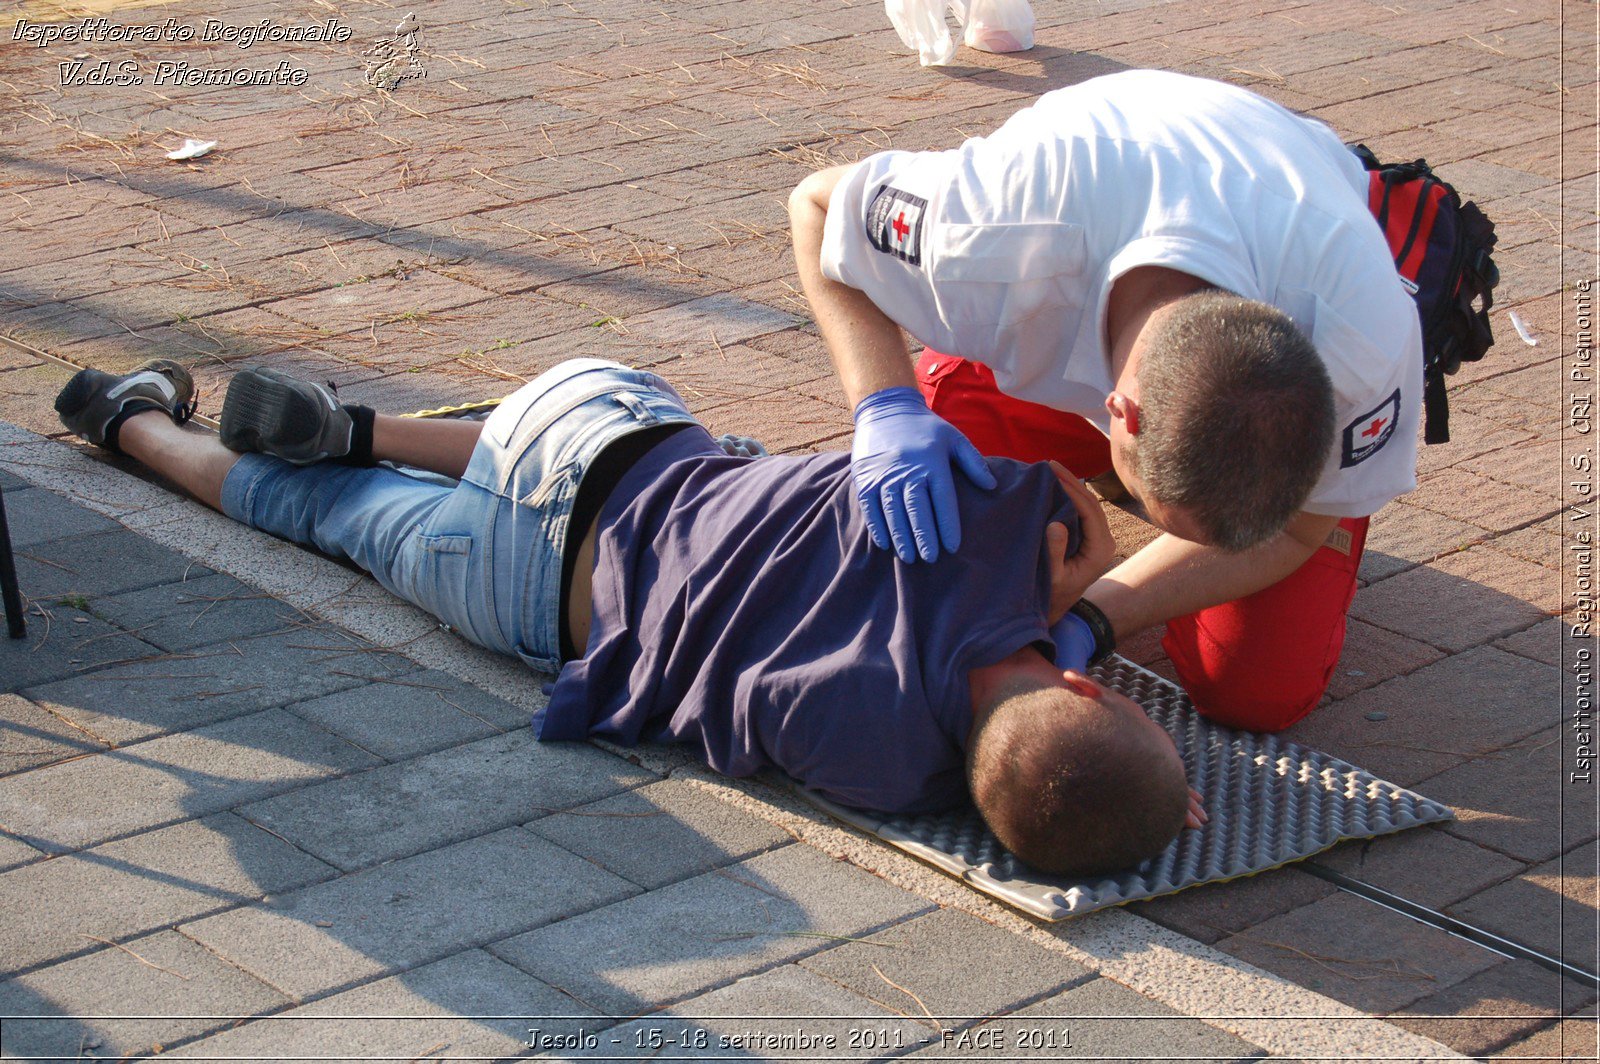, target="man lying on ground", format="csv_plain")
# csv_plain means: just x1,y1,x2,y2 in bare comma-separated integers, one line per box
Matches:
55,357,1205,876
